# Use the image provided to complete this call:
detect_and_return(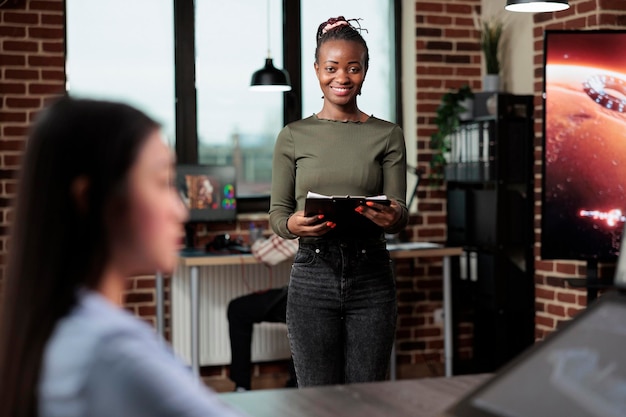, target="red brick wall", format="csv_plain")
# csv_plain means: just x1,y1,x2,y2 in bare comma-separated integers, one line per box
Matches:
531,0,626,340
0,0,65,286
396,0,482,371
